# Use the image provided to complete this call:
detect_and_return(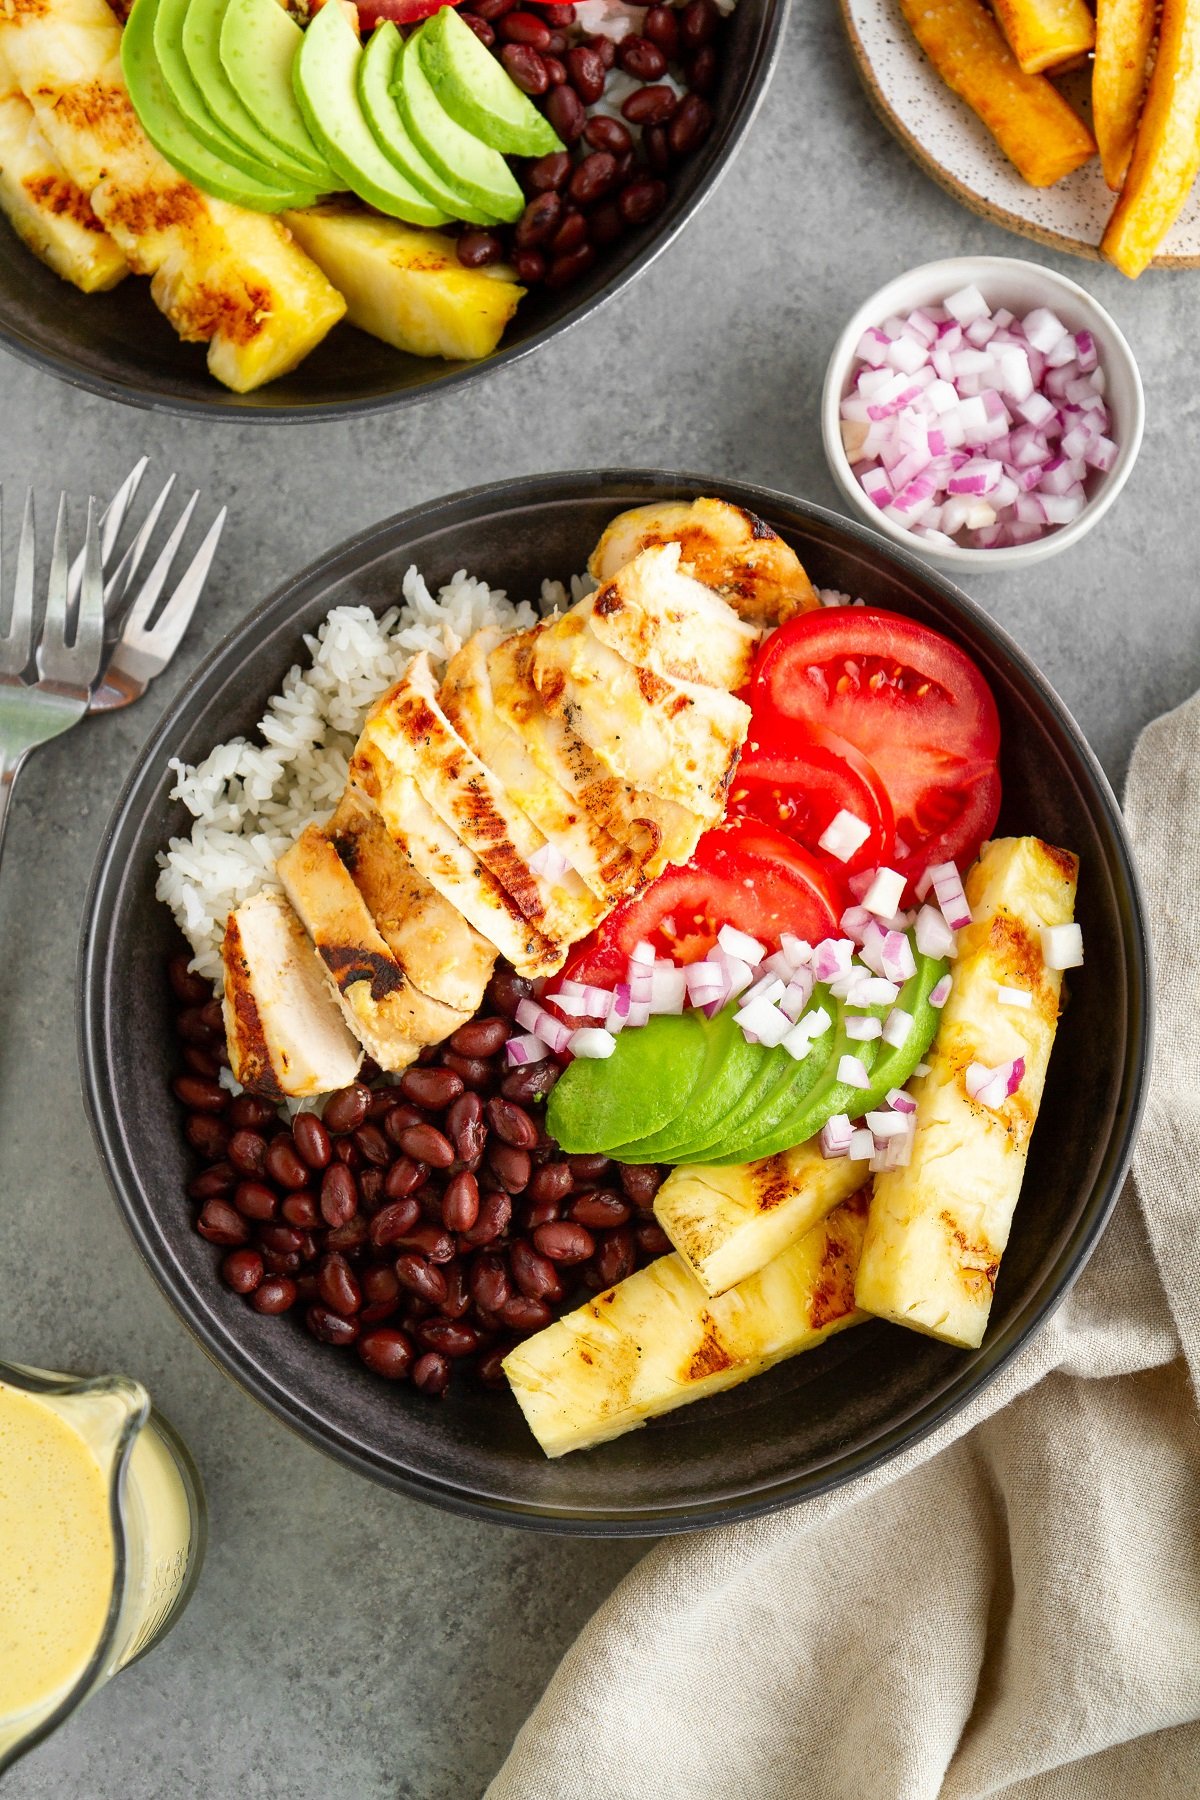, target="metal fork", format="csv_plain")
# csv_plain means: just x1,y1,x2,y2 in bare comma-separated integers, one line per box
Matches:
0,490,104,865
0,470,227,867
